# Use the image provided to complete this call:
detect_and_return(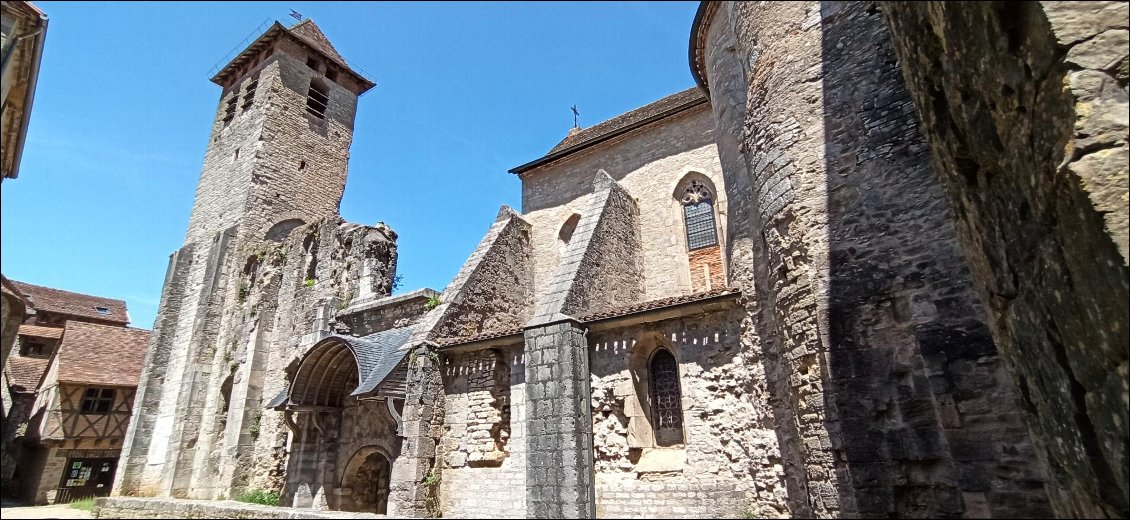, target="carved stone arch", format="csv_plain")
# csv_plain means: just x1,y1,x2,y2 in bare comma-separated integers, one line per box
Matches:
339,445,393,514
265,218,306,242
671,171,718,204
